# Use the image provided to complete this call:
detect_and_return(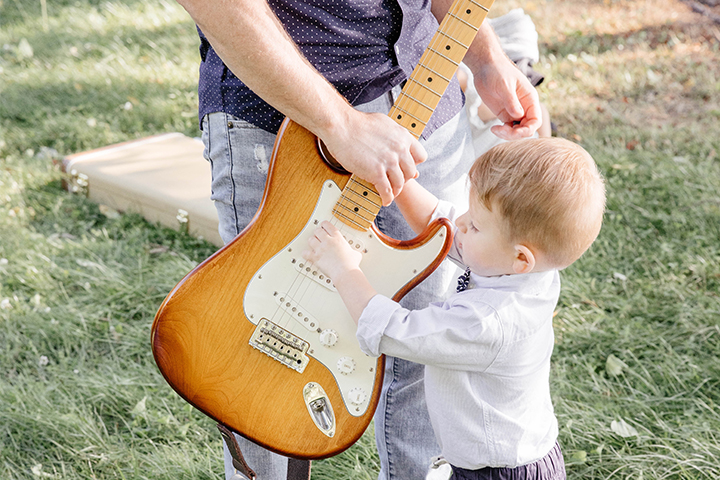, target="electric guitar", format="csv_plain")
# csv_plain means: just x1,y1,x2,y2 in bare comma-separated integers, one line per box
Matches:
151,0,494,460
